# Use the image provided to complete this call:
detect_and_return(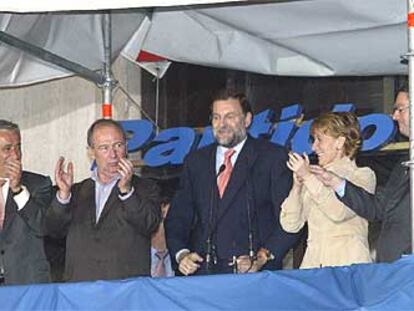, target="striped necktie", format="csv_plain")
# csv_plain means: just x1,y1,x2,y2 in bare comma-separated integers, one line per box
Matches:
218,149,235,198
154,250,168,277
